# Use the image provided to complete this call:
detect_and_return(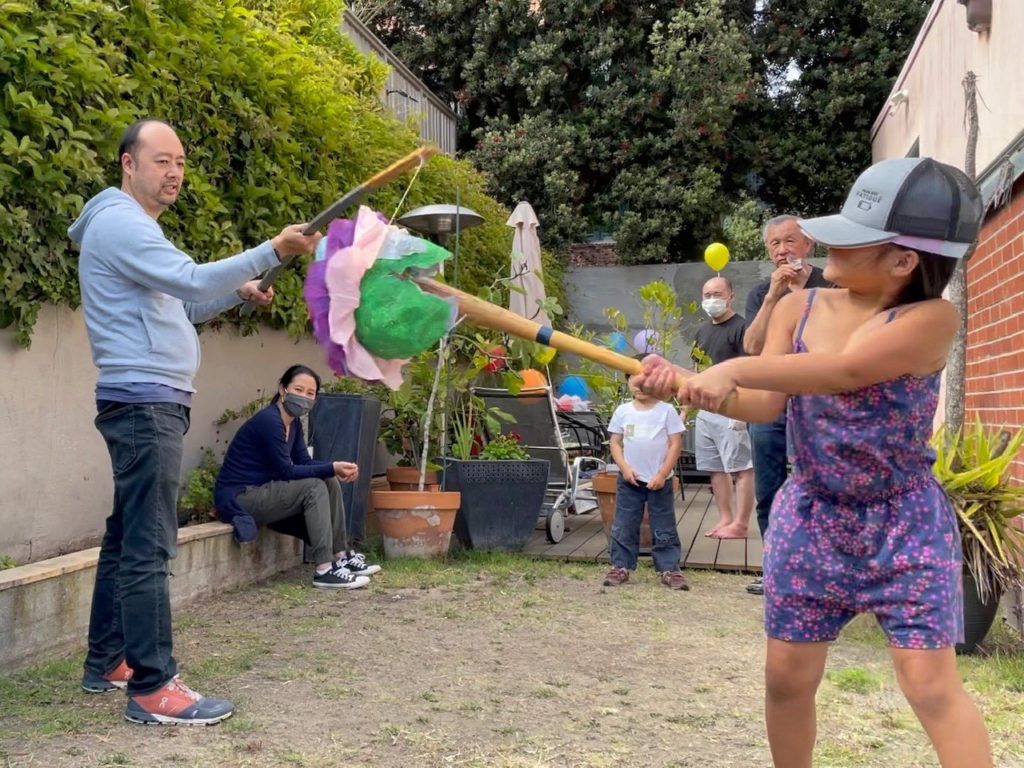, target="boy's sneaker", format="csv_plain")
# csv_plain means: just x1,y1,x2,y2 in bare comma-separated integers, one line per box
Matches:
746,576,764,595
124,677,233,726
313,565,370,590
81,659,133,693
338,551,381,577
602,567,629,586
660,571,690,591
